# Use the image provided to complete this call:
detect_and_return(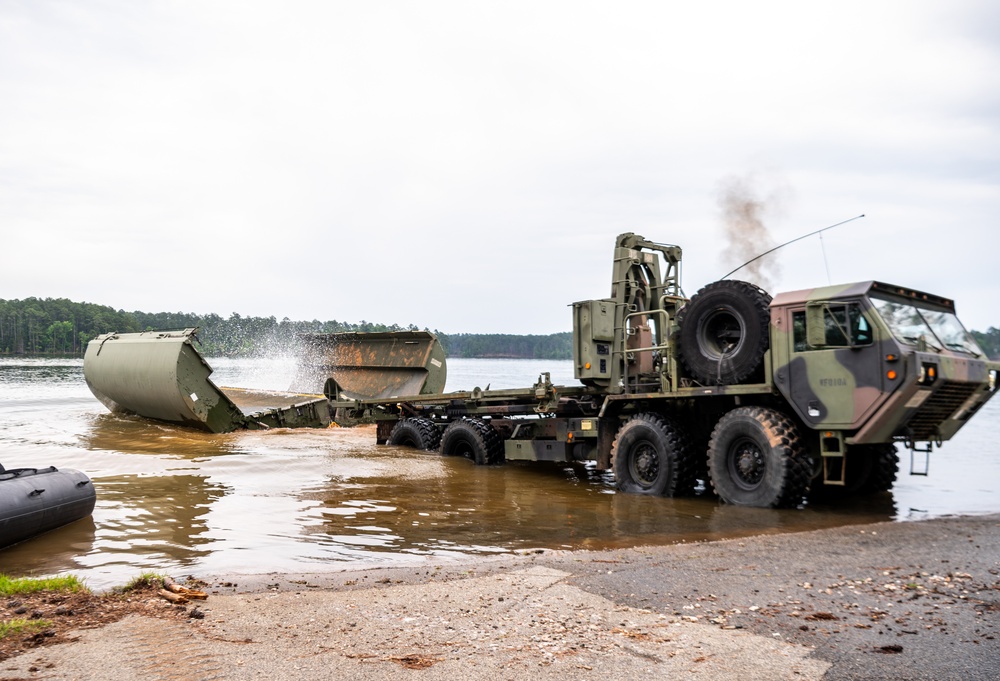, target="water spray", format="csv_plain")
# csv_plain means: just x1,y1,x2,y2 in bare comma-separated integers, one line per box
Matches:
719,214,866,281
